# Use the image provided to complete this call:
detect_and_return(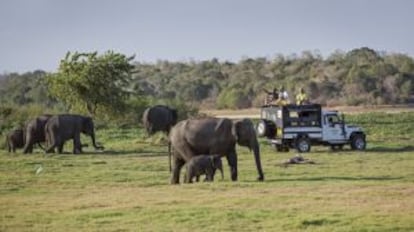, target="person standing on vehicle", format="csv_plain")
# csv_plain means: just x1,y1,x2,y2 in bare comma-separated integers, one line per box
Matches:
277,86,289,105
263,87,279,105
296,87,309,105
